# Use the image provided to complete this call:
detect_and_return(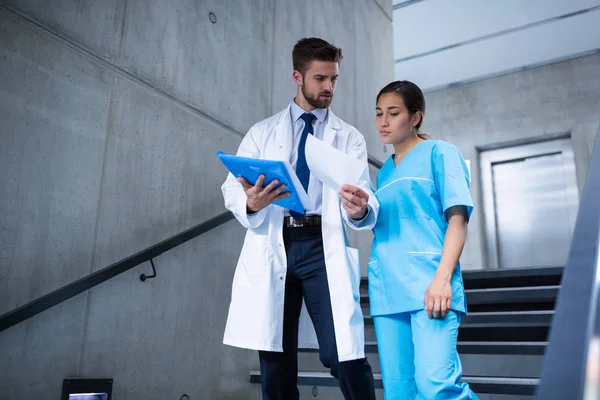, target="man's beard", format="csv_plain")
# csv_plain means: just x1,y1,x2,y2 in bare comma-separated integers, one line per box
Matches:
302,84,334,109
